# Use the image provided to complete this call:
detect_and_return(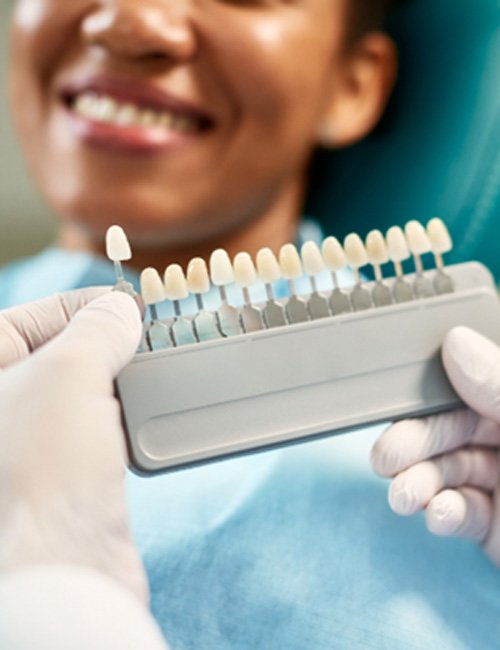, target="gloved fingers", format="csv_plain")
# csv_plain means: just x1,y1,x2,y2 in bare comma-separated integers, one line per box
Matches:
371,409,479,477
425,487,492,542
482,483,500,566
388,447,499,515
35,291,142,388
0,287,109,368
443,326,500,423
